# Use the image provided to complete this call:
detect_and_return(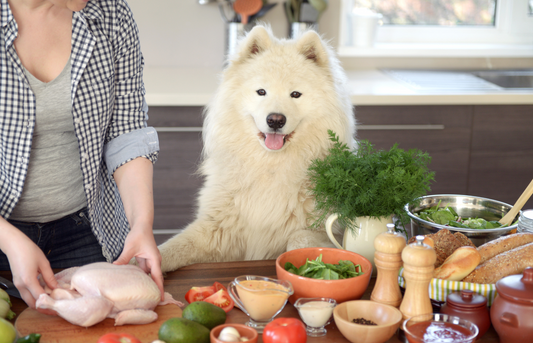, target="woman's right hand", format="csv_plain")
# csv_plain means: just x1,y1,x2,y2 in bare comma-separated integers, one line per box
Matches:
0,218,58,311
